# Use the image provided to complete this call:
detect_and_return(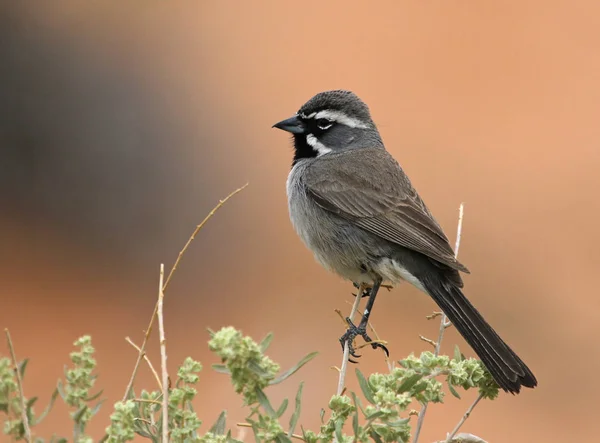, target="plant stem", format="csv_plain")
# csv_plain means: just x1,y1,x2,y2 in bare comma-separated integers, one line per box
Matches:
157,264,169,442
336,283,366,396
413,203,465,443
120,183,248,402
5,329,32,443
445,393,484,442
